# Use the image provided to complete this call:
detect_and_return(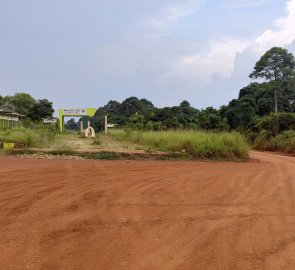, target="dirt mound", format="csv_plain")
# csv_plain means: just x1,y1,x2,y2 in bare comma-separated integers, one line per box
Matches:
1,152,295,269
